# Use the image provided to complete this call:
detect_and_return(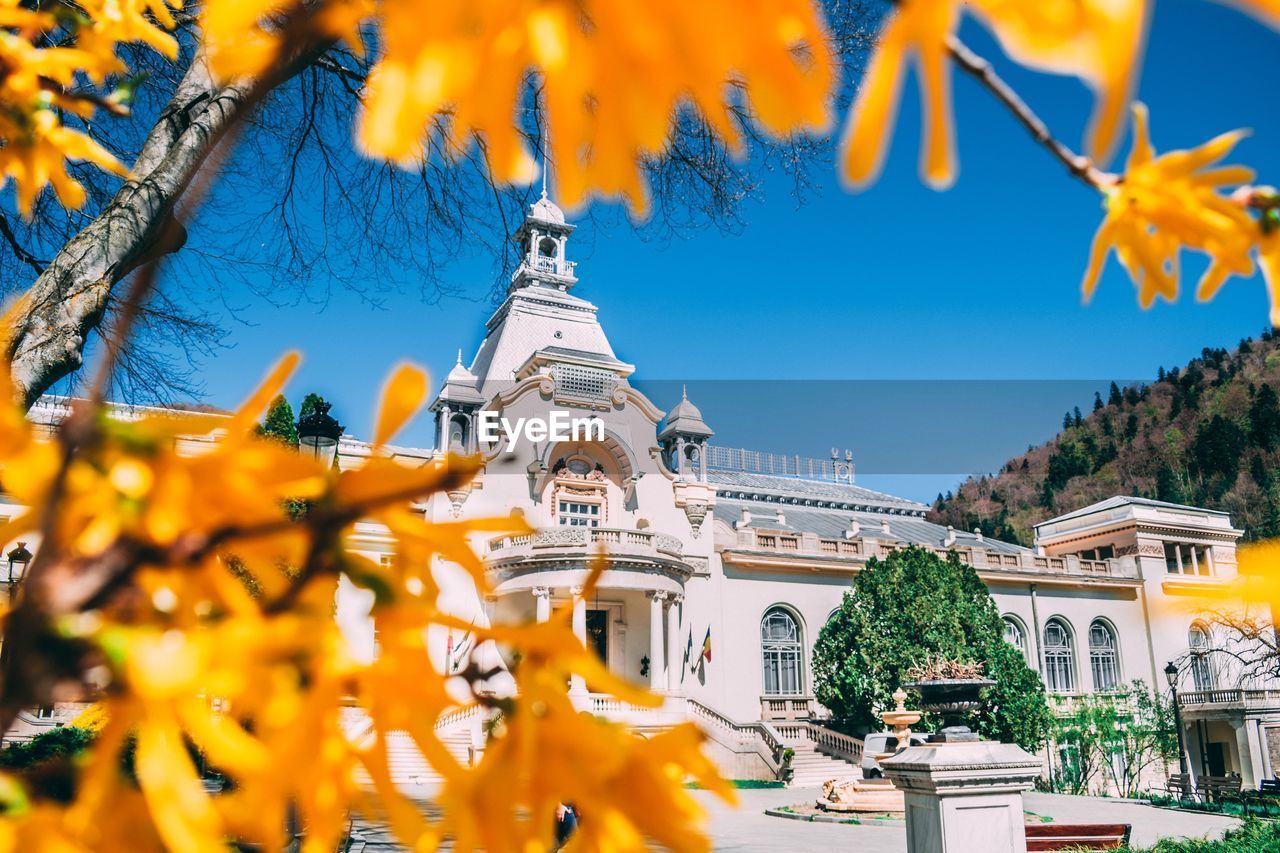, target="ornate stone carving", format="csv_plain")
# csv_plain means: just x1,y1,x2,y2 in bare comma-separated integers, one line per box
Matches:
532,528,589,547
531,586,550,599
446,481,472,518
683,501,709,537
